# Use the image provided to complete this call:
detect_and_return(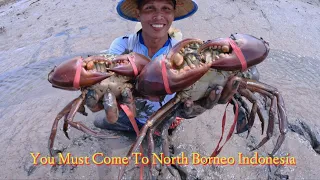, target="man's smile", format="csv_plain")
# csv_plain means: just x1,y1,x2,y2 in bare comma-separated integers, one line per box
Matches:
151,23,166,30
